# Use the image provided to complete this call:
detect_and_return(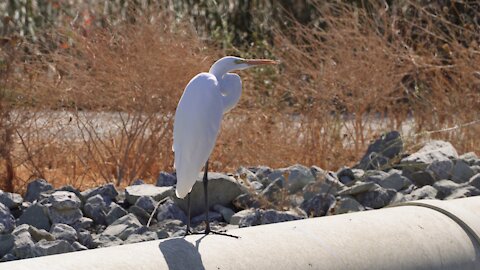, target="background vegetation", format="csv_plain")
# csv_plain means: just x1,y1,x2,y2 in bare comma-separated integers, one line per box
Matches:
0,0,479,192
